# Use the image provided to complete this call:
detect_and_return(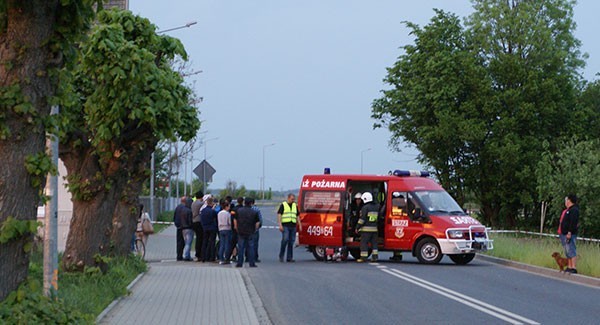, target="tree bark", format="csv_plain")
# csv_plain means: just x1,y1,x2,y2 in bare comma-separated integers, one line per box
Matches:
61,140,155,270
0,1,59,301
